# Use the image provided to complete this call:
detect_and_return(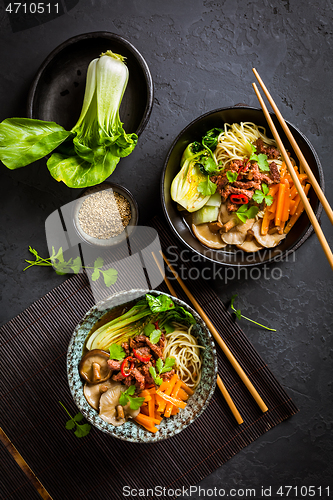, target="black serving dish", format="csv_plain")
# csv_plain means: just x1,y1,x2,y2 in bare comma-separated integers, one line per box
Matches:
161,106,324,266
27,32,153,136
